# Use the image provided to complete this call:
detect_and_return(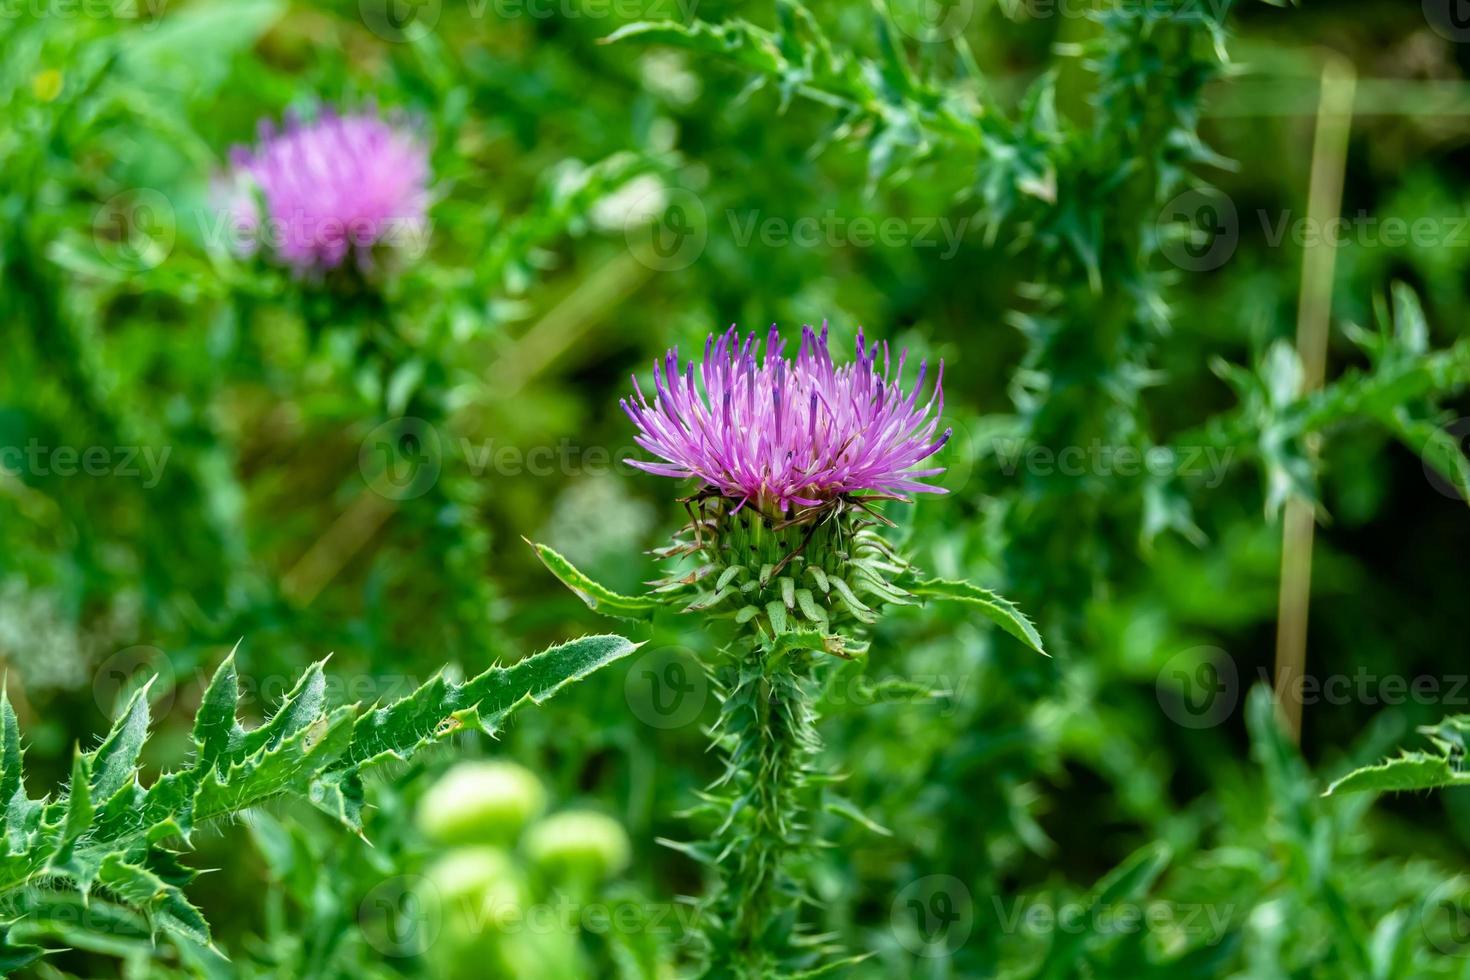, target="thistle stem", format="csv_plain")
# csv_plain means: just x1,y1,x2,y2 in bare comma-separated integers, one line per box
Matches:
705,641,822,979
